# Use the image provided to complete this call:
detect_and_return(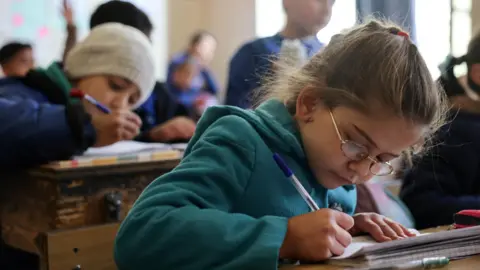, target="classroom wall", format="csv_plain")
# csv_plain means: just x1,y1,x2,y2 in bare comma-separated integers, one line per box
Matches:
472,0,480,35
201,0,256,102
